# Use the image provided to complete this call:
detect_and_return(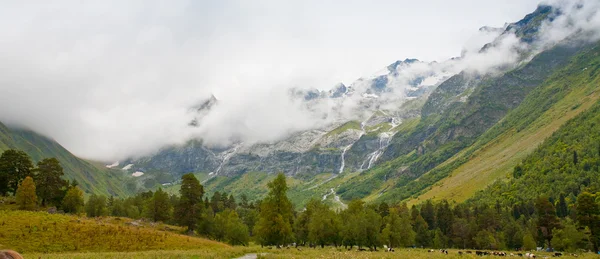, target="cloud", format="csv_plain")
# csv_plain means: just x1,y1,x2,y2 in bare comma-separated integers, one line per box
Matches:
538,0,600,45
0,0,553,161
